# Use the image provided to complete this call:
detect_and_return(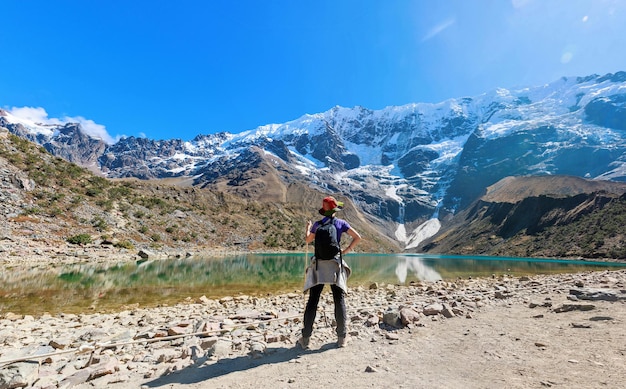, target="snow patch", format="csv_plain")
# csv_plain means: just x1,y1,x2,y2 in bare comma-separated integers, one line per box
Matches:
395,217,441,249
395,223,407,242
385,184,407,203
